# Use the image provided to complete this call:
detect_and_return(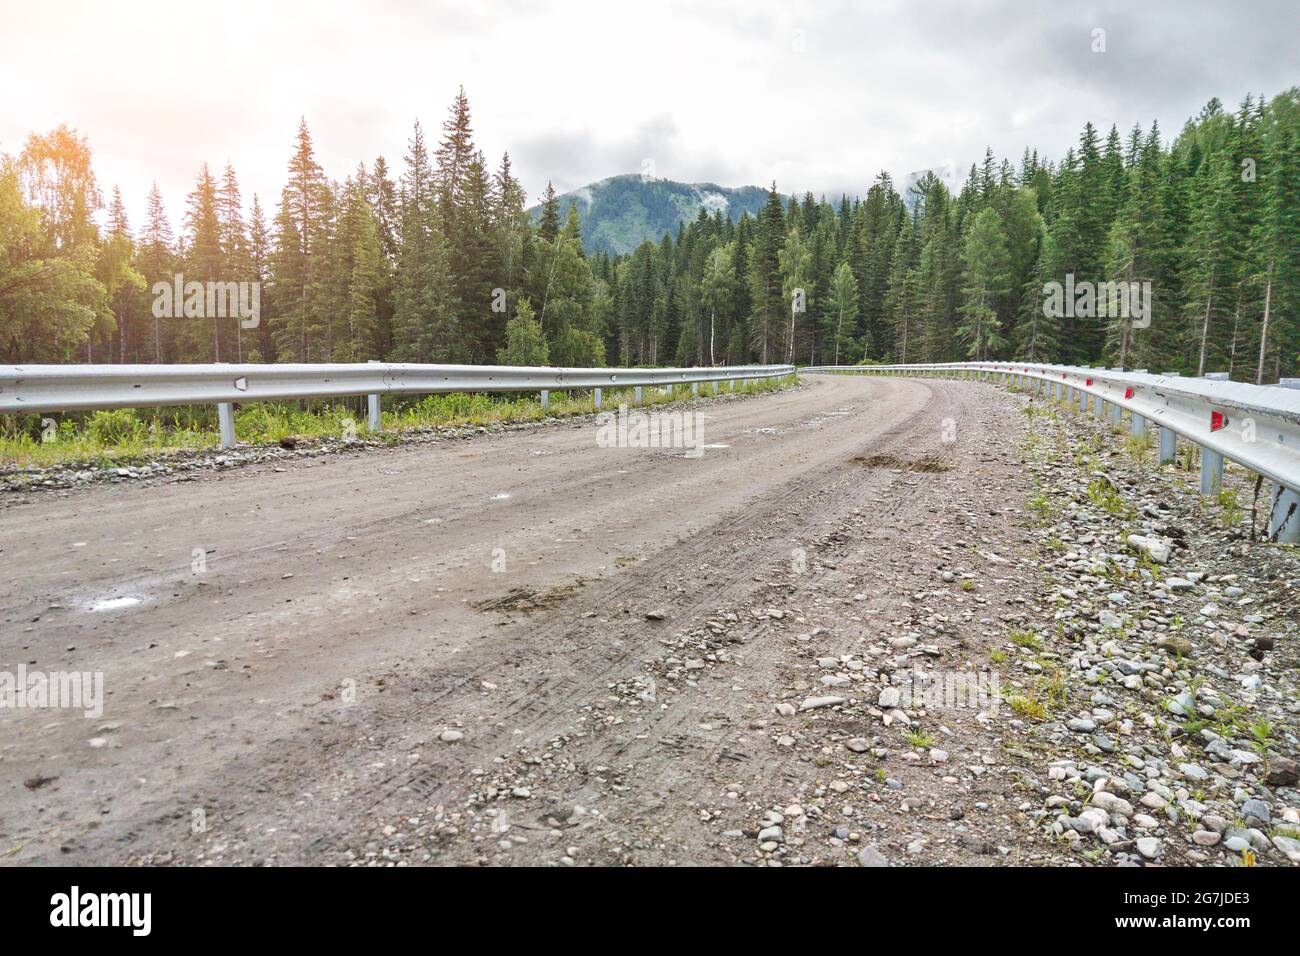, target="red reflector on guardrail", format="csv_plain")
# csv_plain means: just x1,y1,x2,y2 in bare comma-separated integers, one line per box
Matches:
1085,378,1093,386
1124,387,1134,399
1210,411,1228,432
